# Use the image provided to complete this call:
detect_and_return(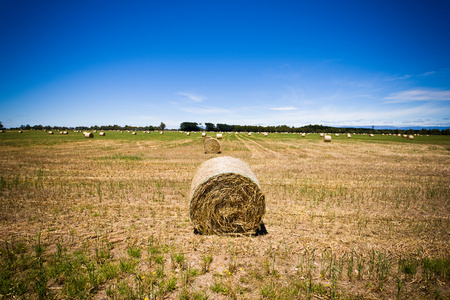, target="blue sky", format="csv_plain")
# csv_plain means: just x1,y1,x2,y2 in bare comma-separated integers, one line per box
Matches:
1,0,449,129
